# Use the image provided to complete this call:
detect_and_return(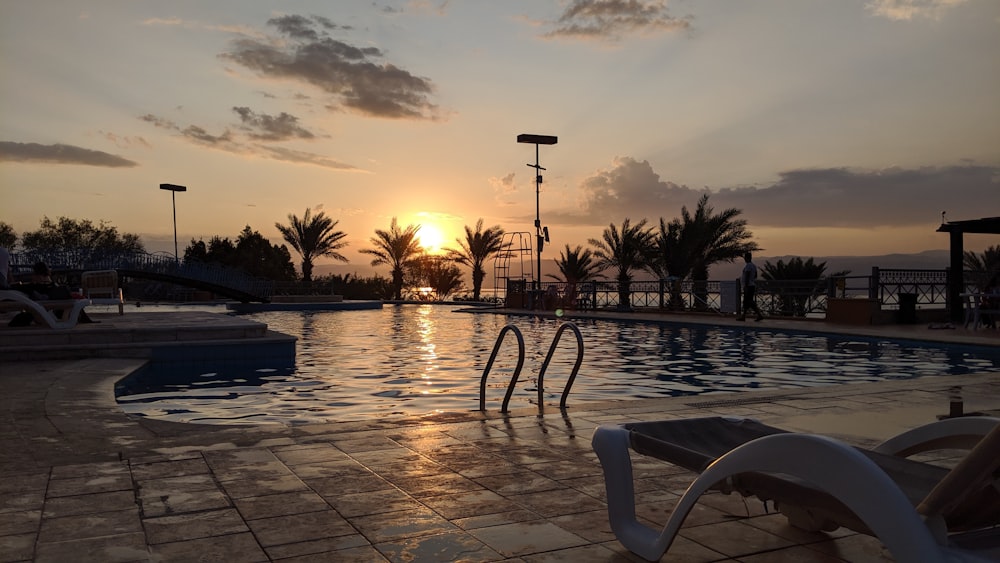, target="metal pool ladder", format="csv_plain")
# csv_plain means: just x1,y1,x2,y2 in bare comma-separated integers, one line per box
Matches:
479,322,584,413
